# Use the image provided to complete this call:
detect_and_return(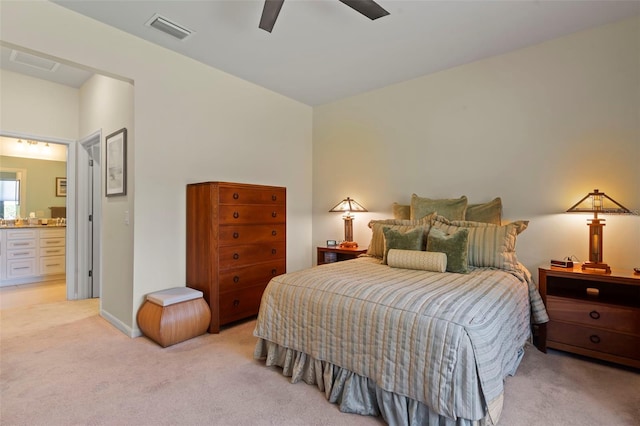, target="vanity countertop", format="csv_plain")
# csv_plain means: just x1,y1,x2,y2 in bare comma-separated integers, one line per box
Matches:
0,224,66,229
